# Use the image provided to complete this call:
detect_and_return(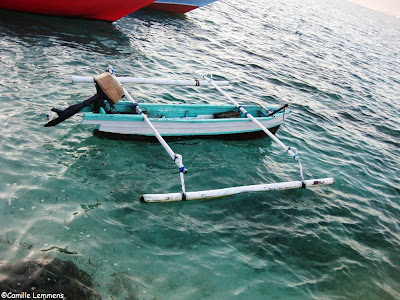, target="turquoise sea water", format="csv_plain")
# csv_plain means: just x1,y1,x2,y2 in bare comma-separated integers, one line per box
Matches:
0,0,400,298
